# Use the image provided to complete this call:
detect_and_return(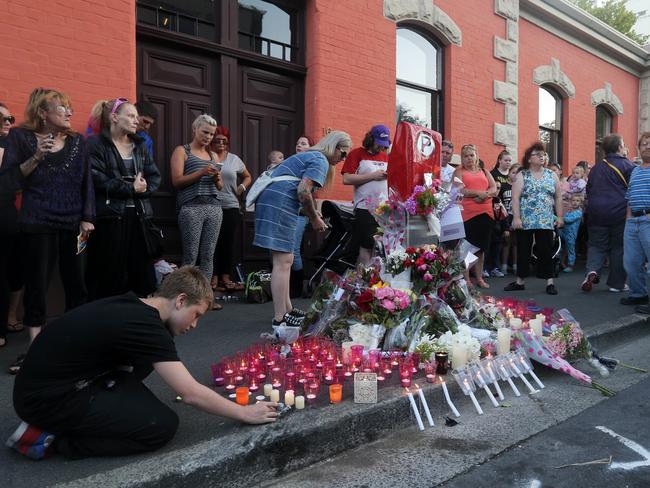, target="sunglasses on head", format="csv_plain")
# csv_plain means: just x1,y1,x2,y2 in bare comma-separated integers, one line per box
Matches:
111,98,129,115
2,115,15,124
